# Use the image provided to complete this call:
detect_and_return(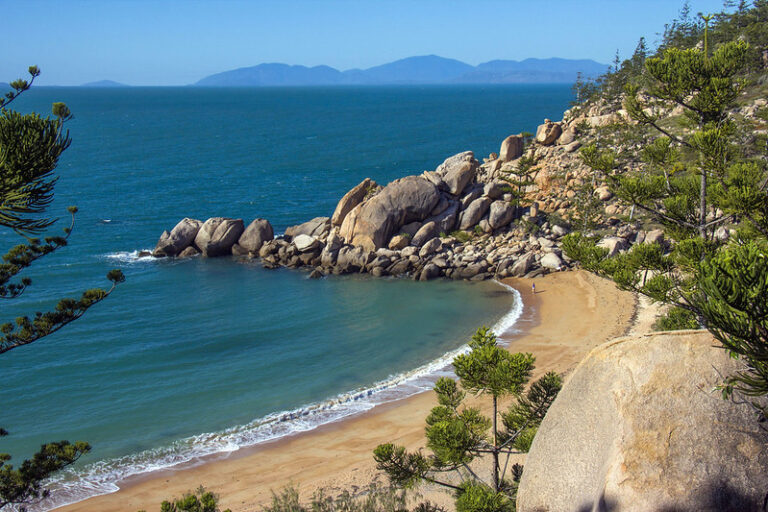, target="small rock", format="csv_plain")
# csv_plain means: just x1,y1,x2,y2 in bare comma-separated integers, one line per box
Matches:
419,238,442,258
